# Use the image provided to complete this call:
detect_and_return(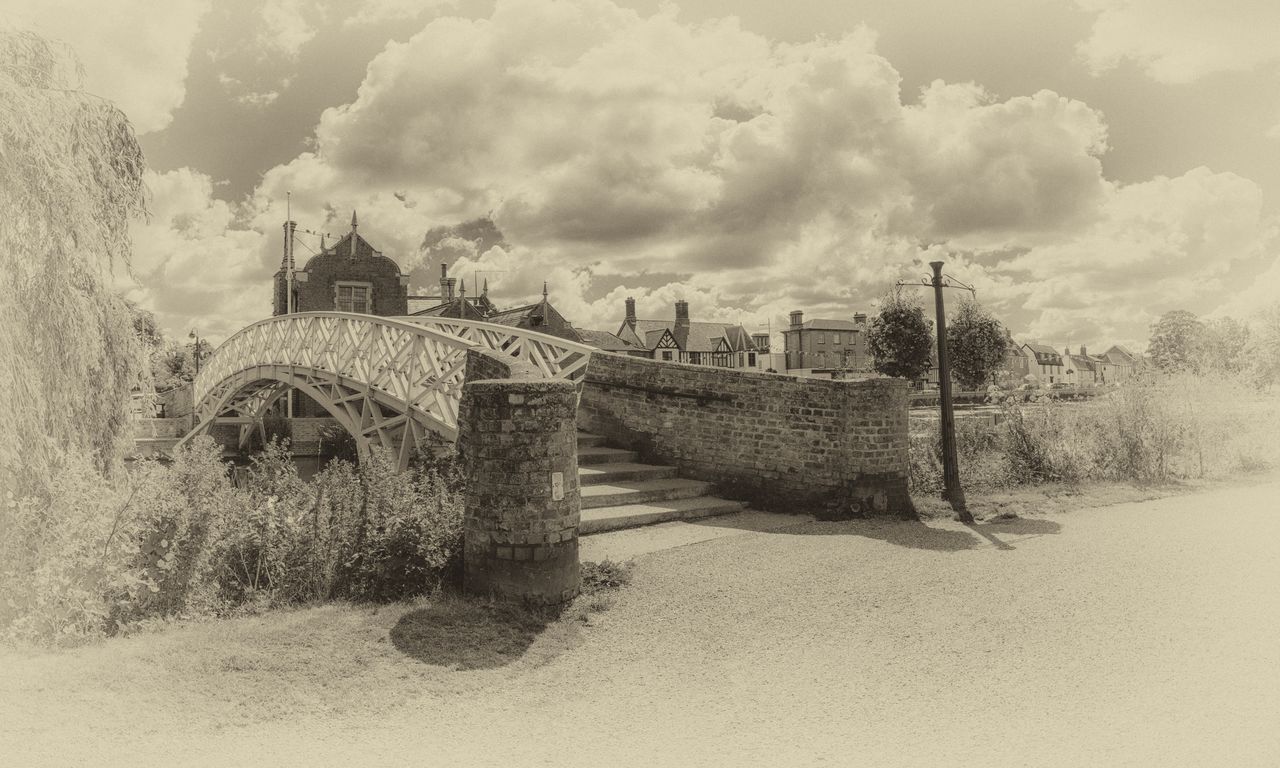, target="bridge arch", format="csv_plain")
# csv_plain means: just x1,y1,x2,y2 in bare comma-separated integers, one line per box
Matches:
176,312,594,469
